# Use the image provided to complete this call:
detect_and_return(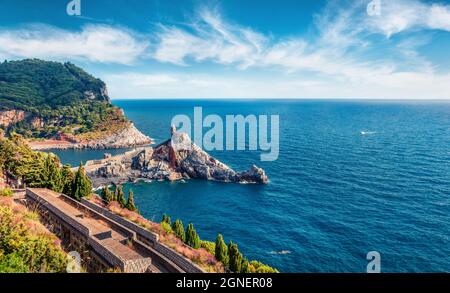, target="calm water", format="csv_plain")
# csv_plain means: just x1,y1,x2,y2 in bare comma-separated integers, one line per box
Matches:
51,100,450,272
